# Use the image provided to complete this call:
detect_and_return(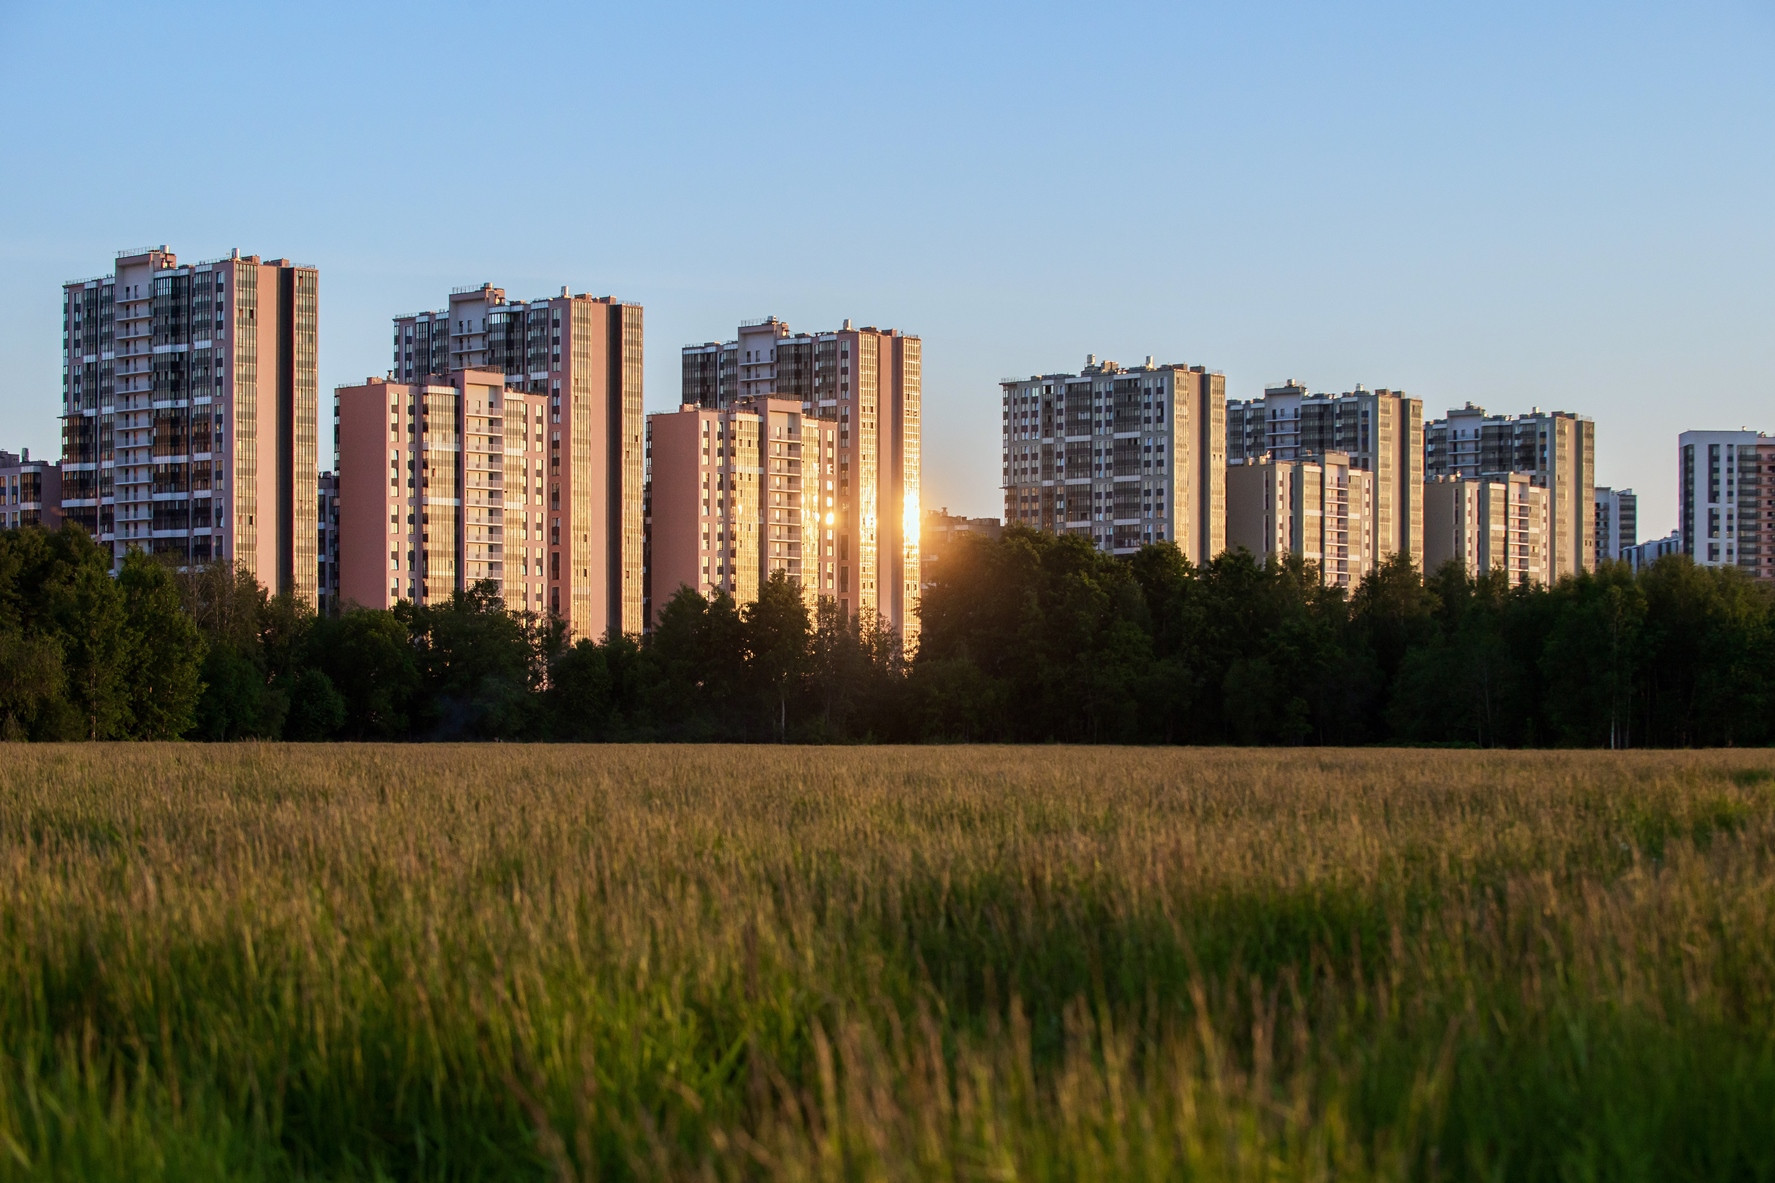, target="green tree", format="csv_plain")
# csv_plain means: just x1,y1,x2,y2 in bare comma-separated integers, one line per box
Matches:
645,587,747,739
548,638,616,740
1539,563,1647,747
42,527,130,739
285,668,347,740
809,600,903,740
179,563,300,740
744,570,811,741
403,581,544,739
307,609,419,740
193,644,277,740
117,552,205,739
0,630,65,740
